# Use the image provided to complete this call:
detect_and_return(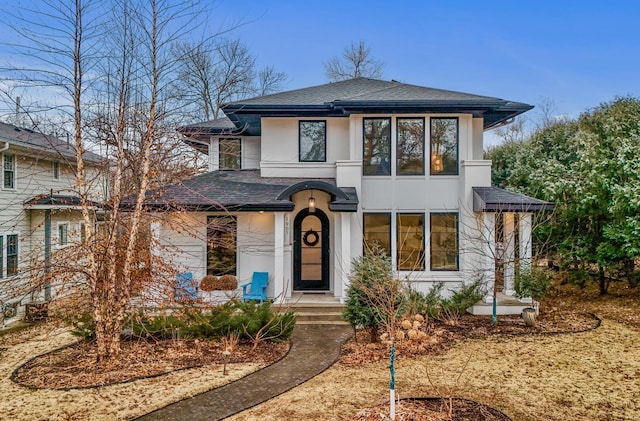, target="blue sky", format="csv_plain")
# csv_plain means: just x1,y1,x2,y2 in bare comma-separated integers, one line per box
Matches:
209,0,640,143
